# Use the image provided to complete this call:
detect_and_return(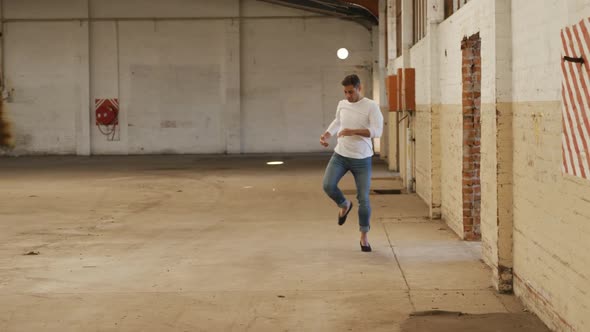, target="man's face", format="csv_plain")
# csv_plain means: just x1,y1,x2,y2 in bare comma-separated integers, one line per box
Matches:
344,85,361,102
